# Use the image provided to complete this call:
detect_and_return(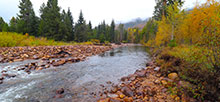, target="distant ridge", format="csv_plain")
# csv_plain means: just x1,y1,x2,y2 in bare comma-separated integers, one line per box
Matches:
117,18,149,29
